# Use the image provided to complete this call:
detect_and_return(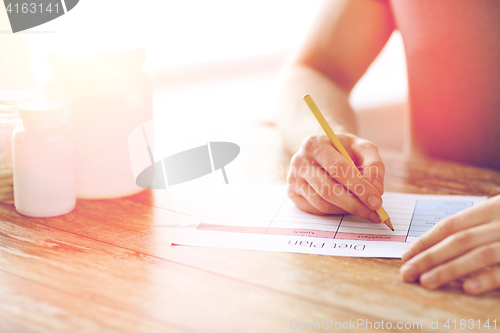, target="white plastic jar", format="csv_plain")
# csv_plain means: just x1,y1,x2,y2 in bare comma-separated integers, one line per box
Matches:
42,47,154,199
13,101,76,217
